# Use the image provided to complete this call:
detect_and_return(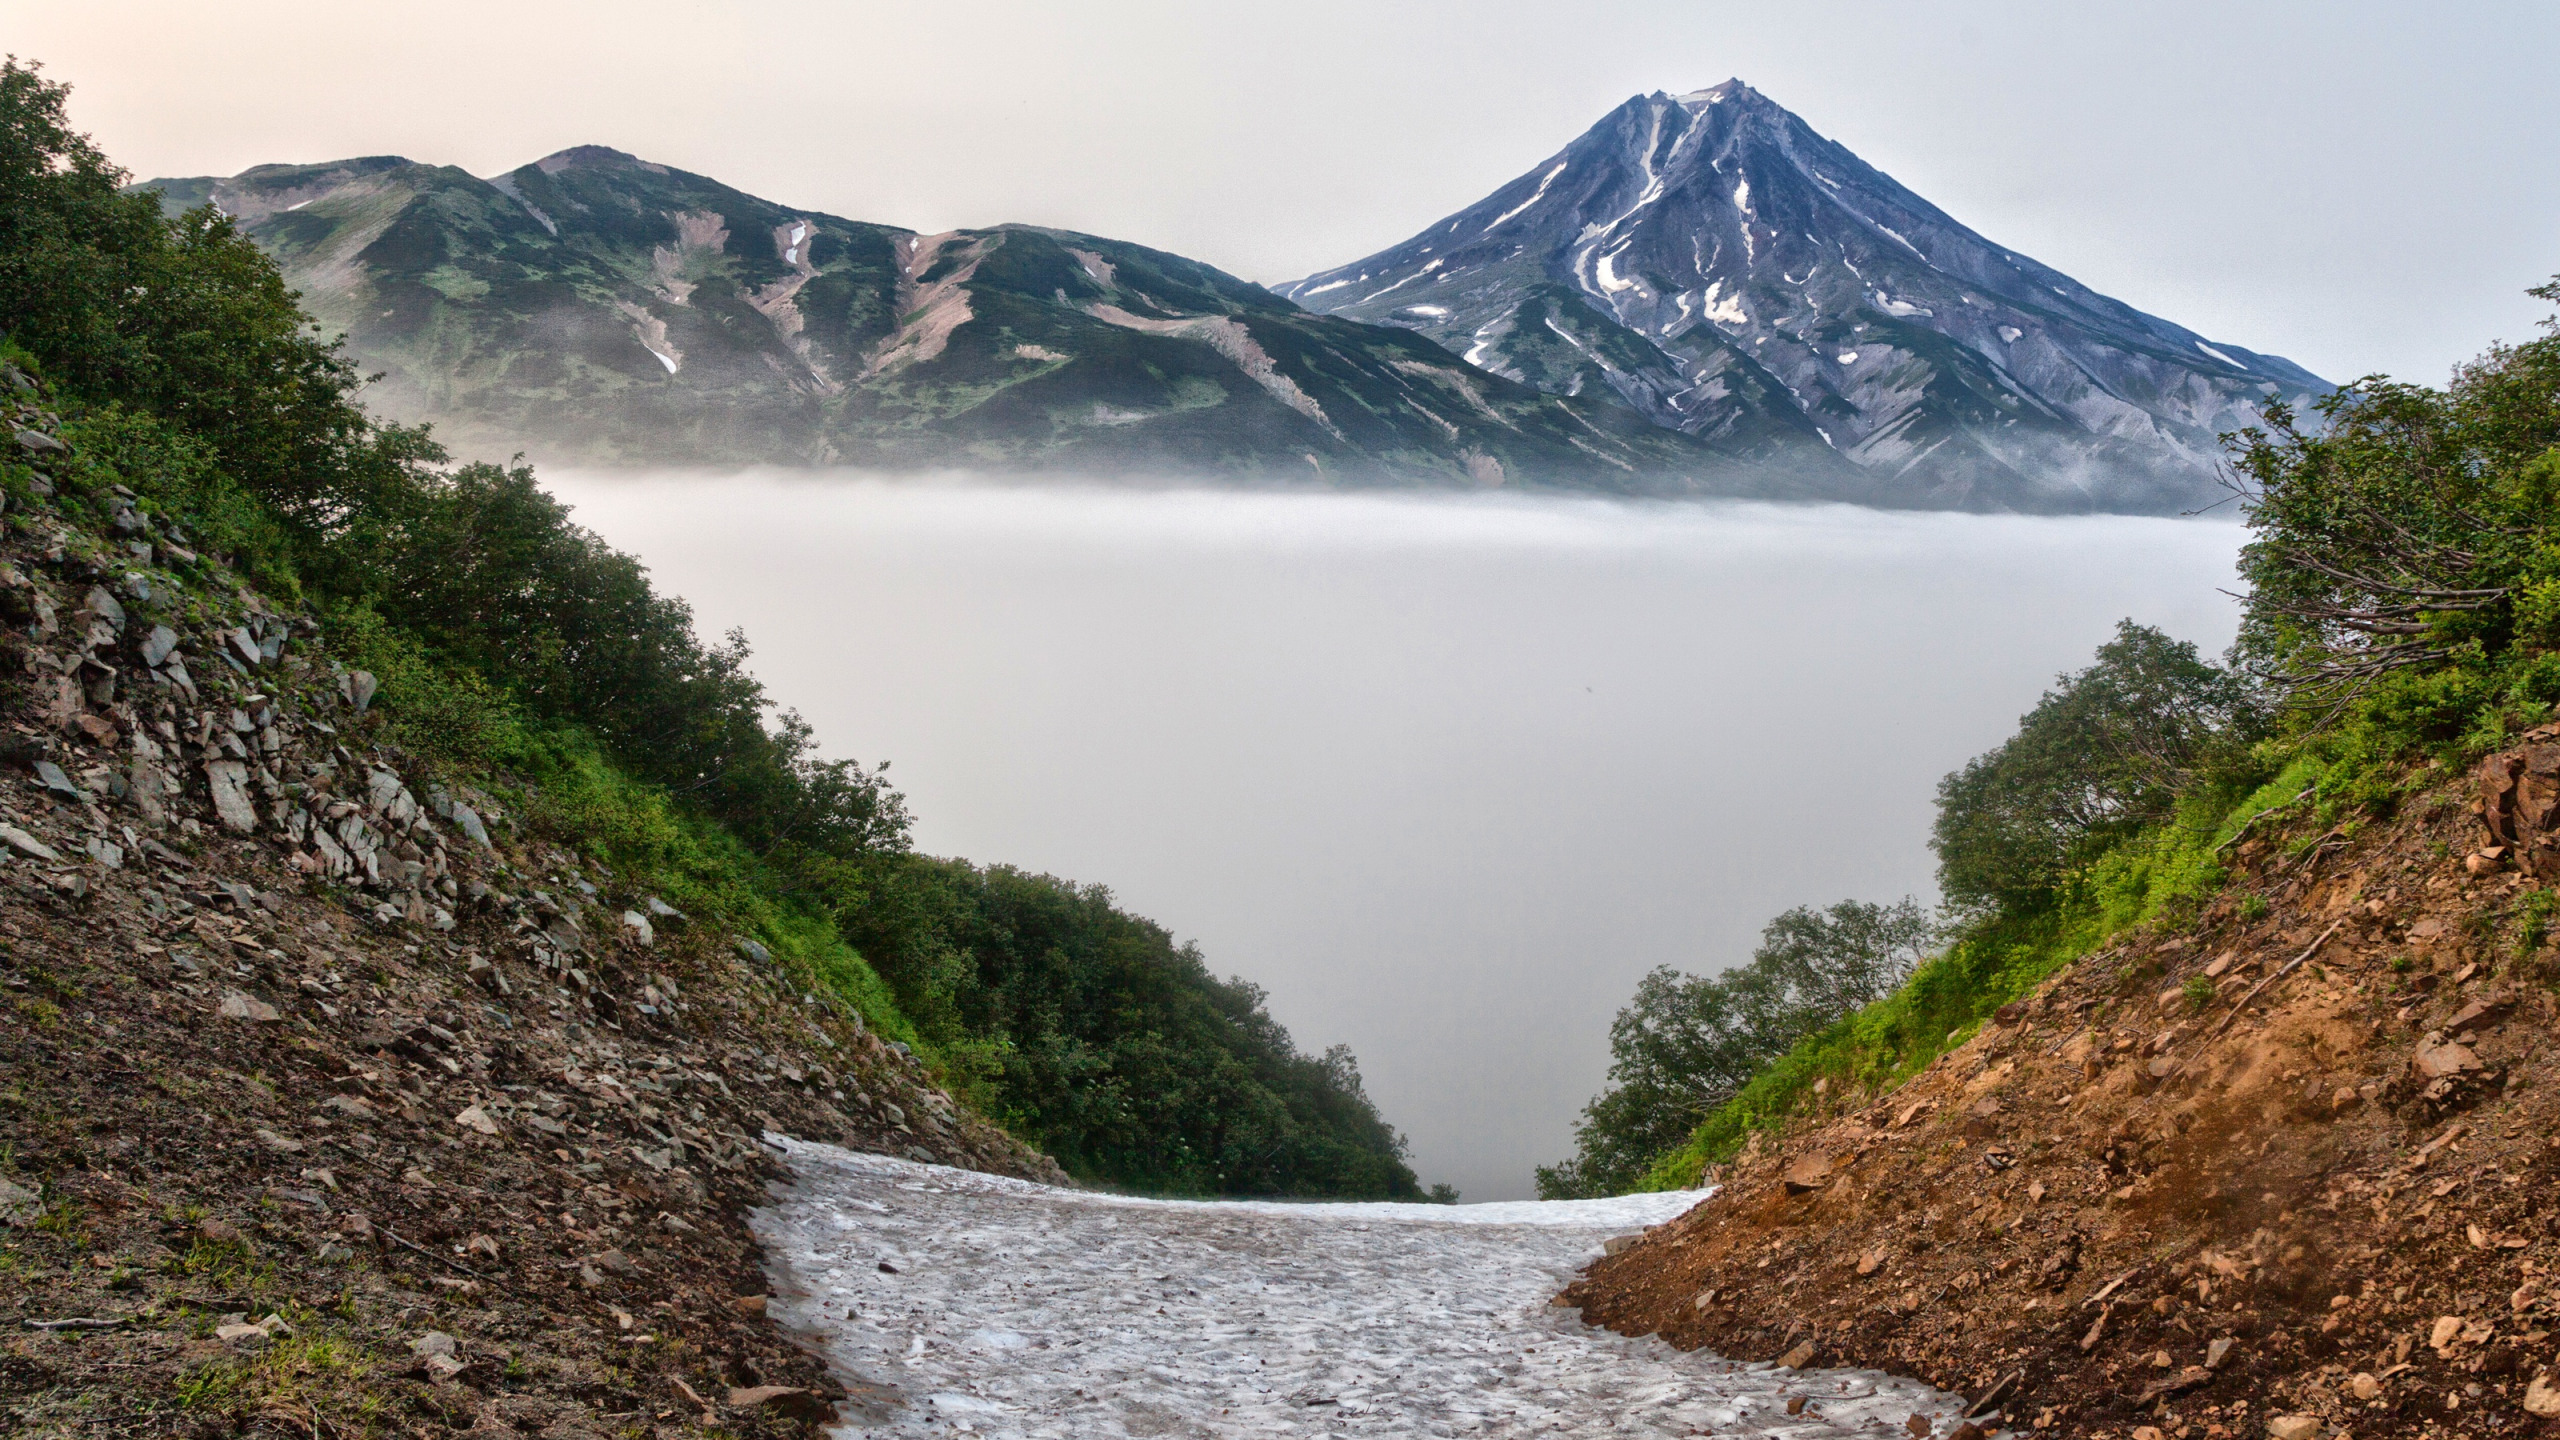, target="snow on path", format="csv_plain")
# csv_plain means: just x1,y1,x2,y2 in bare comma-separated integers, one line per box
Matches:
754,1138,1971,1438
